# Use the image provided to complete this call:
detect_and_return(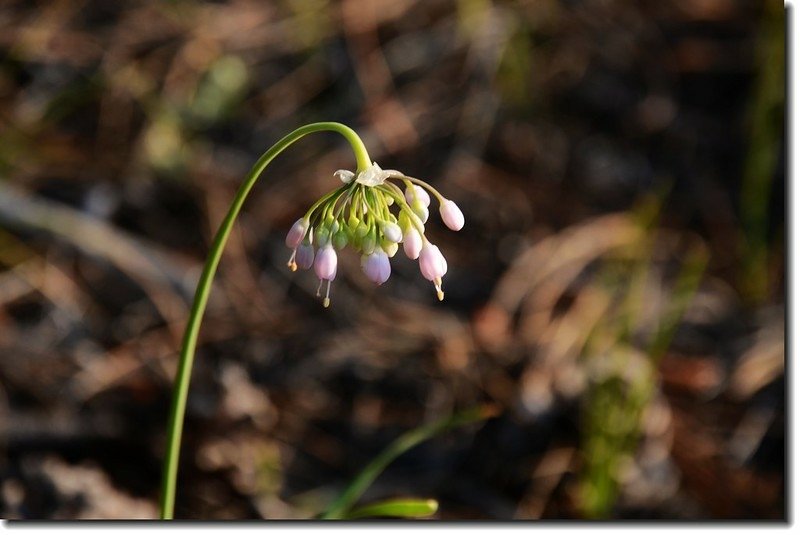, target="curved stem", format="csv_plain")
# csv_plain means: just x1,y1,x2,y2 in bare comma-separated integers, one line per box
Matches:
399,175,446,203
159,122,371,519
